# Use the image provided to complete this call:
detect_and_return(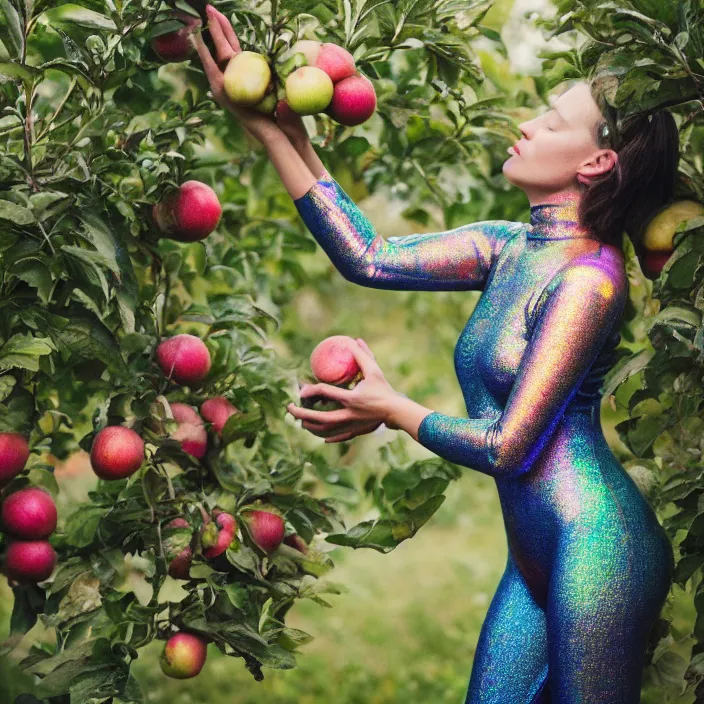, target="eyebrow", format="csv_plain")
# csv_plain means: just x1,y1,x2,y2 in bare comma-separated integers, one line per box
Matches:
546,94,570,124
